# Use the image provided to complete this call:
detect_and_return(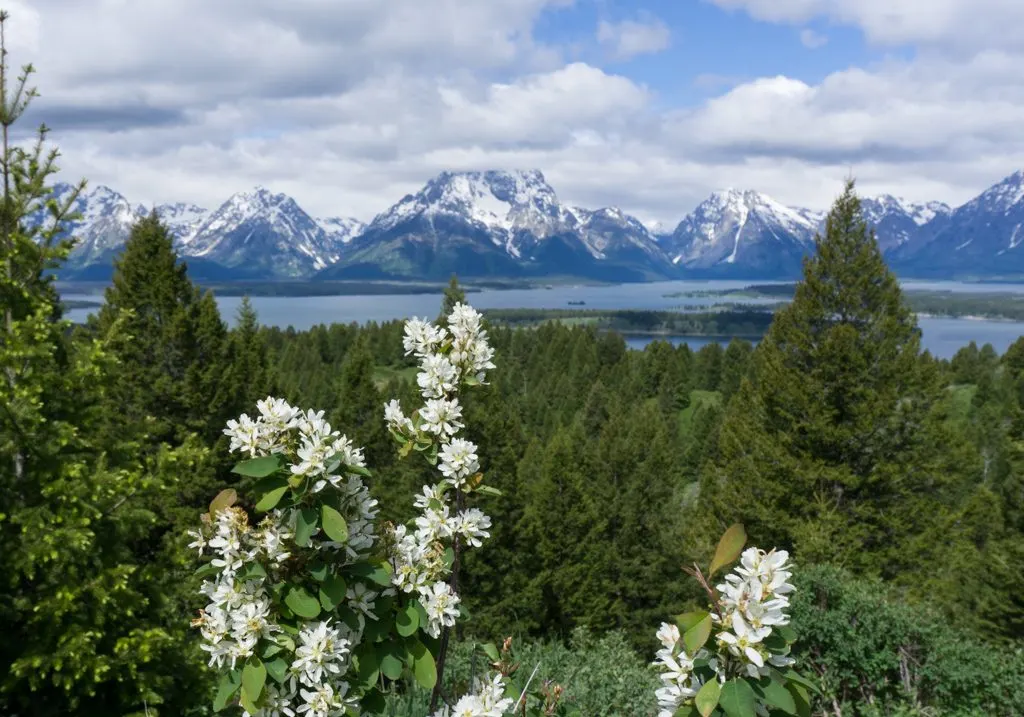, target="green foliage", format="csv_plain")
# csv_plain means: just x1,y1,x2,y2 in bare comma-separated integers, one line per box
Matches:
383,629,660,716
0,13,211,713
696,180,990,606
790,565,1024,716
